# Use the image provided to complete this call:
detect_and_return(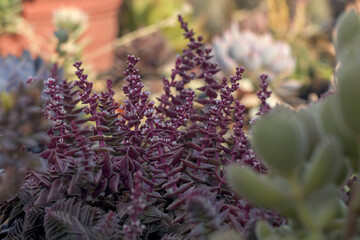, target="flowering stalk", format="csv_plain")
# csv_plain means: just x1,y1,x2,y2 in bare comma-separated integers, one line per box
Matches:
123,171,146,240
256,74,272,116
